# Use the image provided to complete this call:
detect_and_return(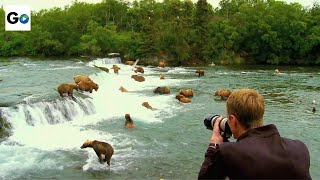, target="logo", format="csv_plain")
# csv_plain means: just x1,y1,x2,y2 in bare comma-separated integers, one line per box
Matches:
5,5,31,31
